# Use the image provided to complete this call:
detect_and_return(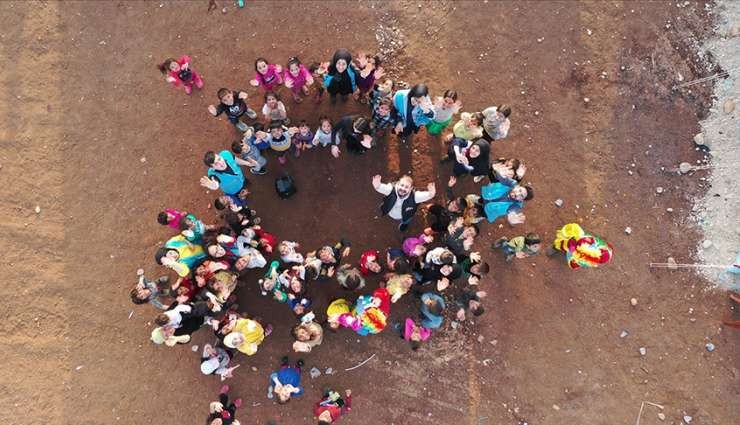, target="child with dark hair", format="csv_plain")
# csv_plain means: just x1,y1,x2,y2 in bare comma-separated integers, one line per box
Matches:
402,230,434,259
460,252,490,286
355,52,384,103
232,126,268,175
336,264,366,291
311,239,351,280
420,292,445,329
179,213,216,244
370,78,393,110
448,138,491,183
393,317,431,351
205,384,242,425
314,388,353,424
324,48,357,104
250,57,284,91
481,104,512,141
489,157,526,186
493,233,542,262
391,83,435,141
158,55,204,95
451,111,484,141
386,248,410,274
455,288,487,321
200,150,250,197
254,121,296,165
308,62,328,103
292,120,313,158
158,208,188,230
208,88,257,132
261,91,288,125
267,357,305,403
284,56,314,103
427,90,462,135
371,97,394,138
332,115,373,154
130,268,170,310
